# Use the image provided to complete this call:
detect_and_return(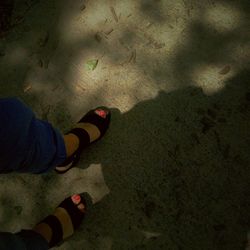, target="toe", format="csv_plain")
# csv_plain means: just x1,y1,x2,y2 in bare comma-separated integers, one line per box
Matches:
94,108,109,119
77,203,85,212
71,194,81,205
